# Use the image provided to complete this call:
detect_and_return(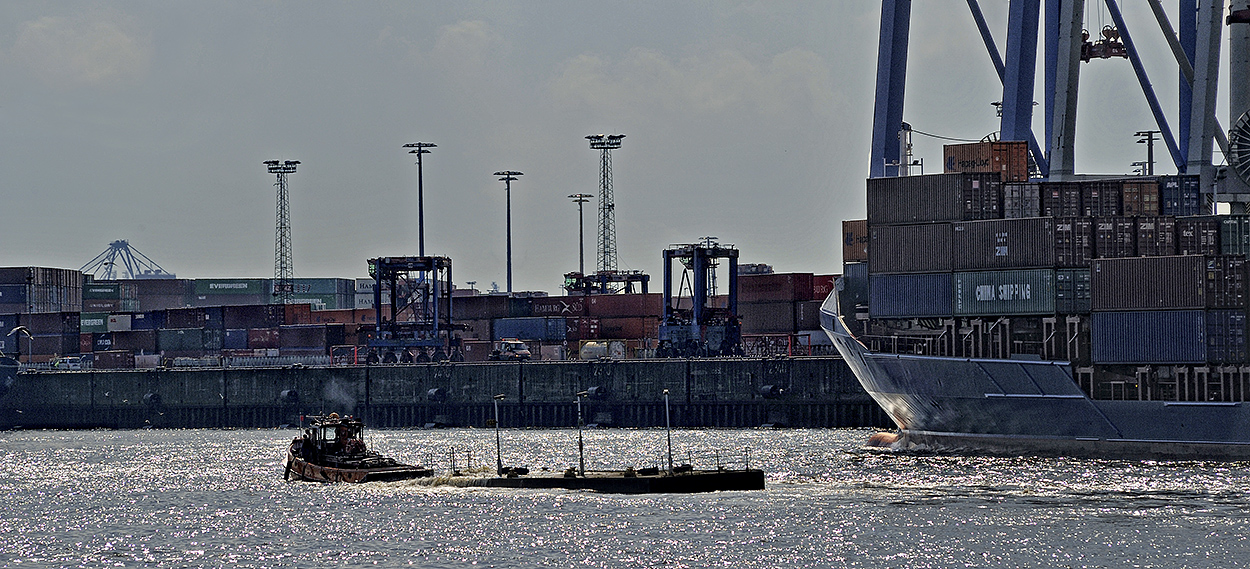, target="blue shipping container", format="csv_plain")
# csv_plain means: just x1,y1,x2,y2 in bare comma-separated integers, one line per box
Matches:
0,285,26,304
545,317,567,341
493,317,549,341
0,313,19,333
1160,175,1202,216
1206,310,1247,363
93,332,114,351
841,262,869,306
131,311,167,330
1092,310,1206,364
203,306,225,330
868,273,953,318
224,329,249,350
